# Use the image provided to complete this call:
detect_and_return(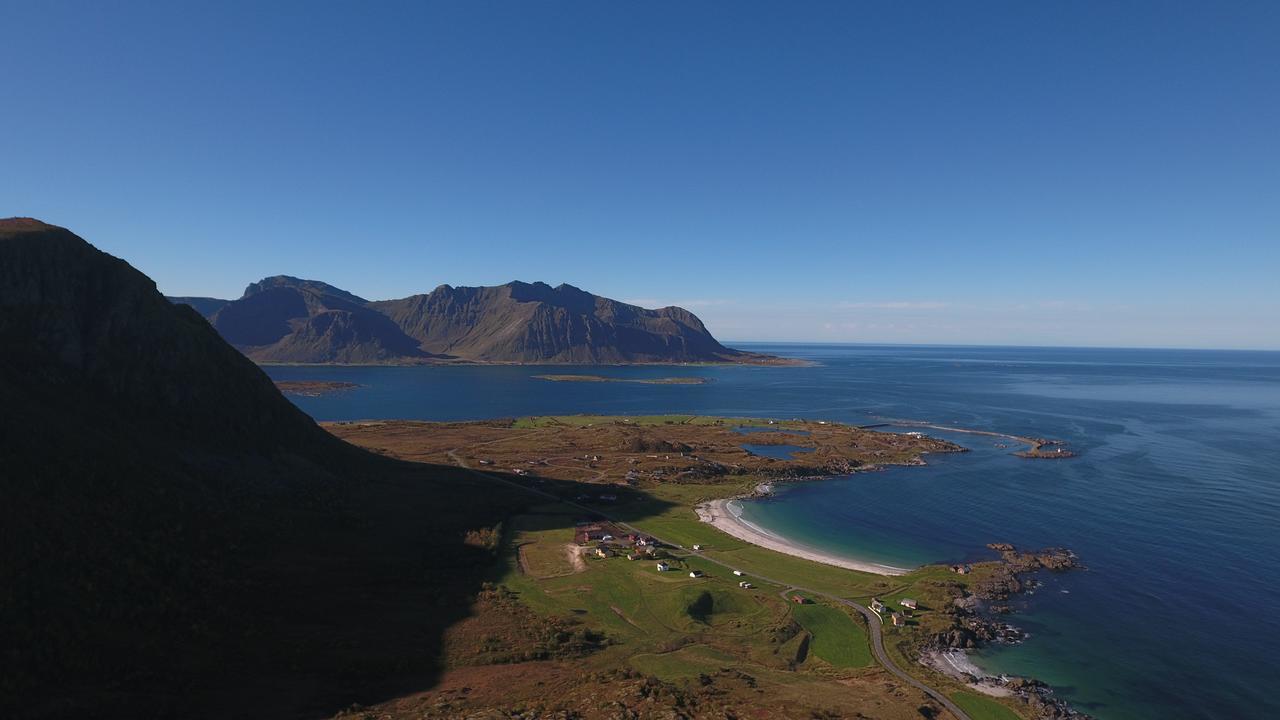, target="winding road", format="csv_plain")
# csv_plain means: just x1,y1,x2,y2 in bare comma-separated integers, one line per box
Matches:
445,449,972,720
